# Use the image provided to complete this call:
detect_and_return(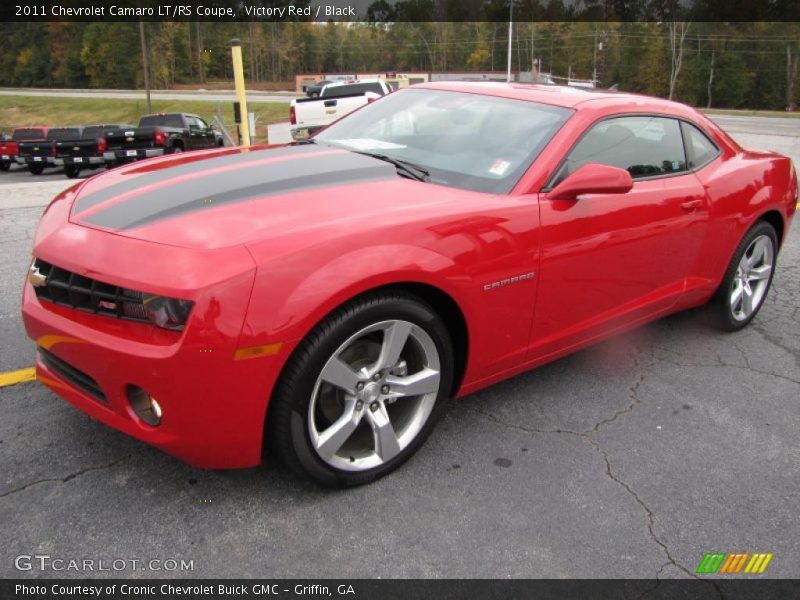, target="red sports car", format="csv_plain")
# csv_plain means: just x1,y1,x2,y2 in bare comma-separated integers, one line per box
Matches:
22,82,797,486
